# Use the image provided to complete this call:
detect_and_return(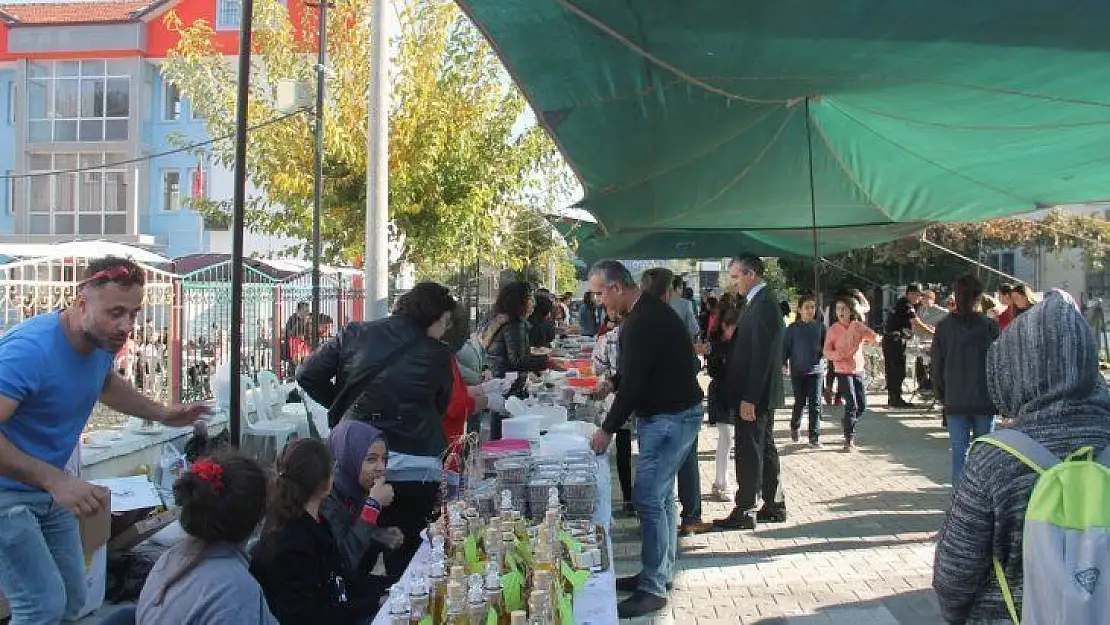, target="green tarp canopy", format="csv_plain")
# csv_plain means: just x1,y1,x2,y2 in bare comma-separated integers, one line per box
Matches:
460,0,1110,261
